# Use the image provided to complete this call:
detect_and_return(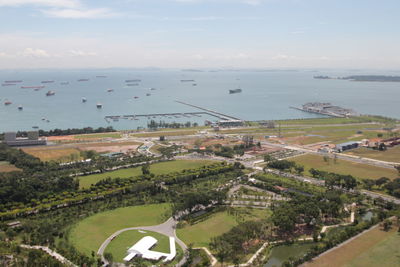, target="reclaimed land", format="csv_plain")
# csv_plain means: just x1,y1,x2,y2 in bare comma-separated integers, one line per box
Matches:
104,230,183,265
345,146,400,163
78,159,214,189
177,208,271,249
69,204,171,257
291,154,398,180
305,223,400,267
